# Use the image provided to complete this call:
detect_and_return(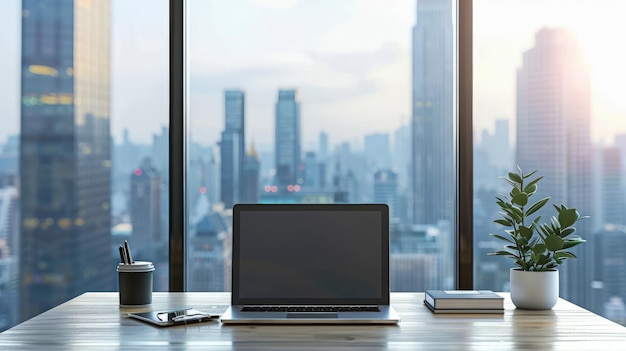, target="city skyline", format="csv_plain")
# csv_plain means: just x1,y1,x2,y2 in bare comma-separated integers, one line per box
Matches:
1,1,626,146
2,0,626,331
